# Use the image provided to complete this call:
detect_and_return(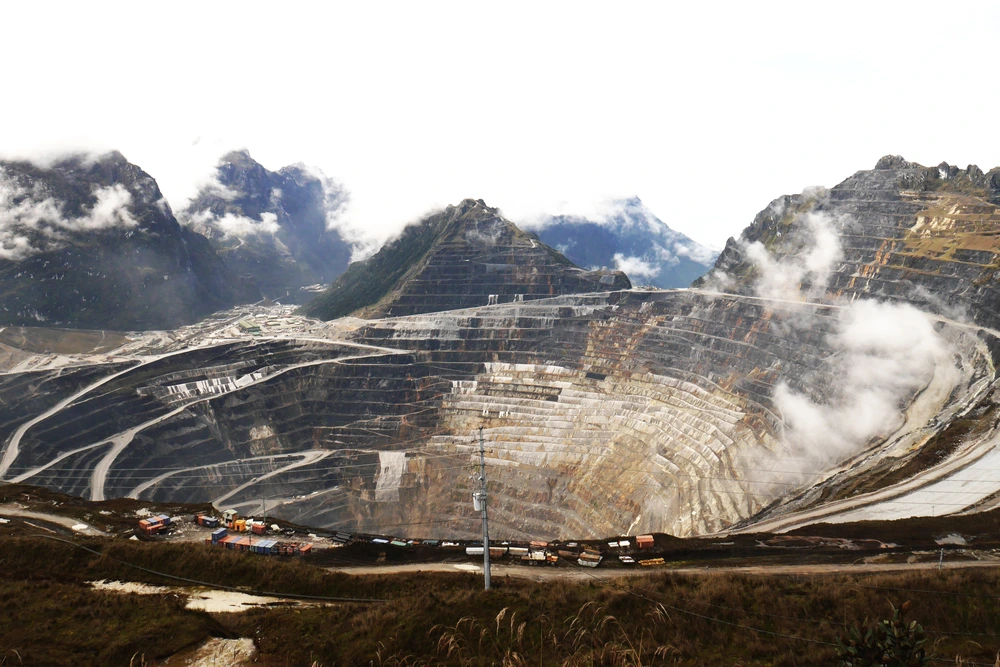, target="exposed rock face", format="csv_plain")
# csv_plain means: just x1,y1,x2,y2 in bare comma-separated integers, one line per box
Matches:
5,156,1000,541
301,198,631,320
531,197,718,288
0,152,260,329
703,156,1000,331
182,150,352,303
